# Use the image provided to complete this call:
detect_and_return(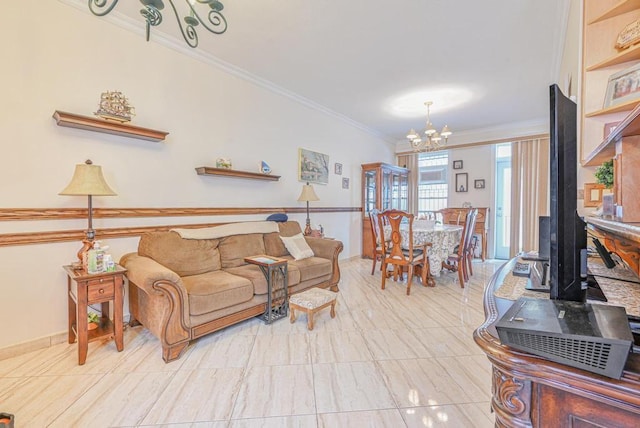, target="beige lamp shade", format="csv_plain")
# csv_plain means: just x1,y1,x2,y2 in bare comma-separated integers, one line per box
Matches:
59,160,116,196
297,183,319,202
